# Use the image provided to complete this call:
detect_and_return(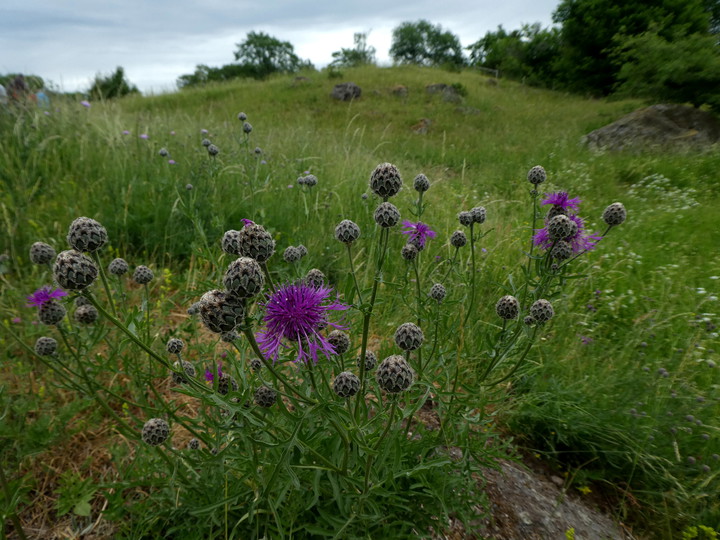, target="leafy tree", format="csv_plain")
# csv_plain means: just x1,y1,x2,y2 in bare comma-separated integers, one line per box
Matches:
88,67,139,100
233,31,310,79
330,32,376,67
613,28,720,110
390,20,465,67
553,0,711,94
467,24,561,85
